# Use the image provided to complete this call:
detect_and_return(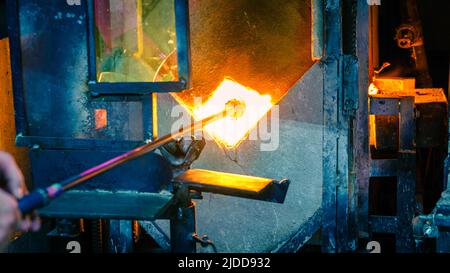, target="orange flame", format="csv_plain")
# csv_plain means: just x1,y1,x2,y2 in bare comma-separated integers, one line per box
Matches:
193,78,273,148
